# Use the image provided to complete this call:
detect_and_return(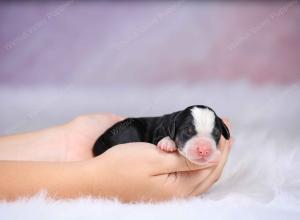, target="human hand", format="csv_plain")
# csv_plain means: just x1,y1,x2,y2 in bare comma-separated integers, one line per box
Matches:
0,113,124,162
0,117,231,202
86,121,232,202
62,113,125,161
